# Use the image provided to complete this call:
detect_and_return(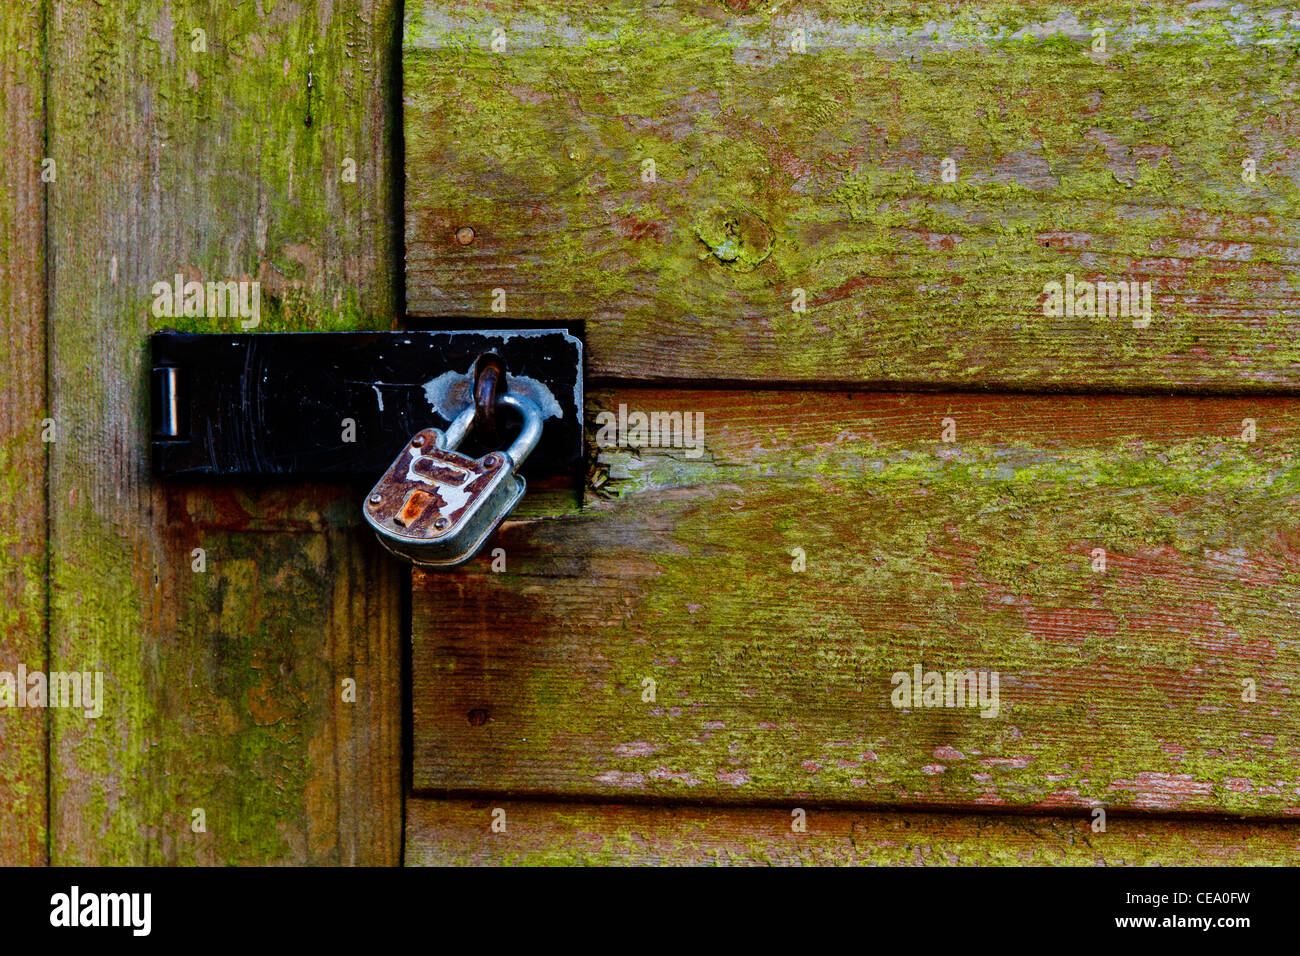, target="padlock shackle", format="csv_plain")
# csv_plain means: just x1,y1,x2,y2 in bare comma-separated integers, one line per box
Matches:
442,404,477,452
438,392,543,470
498,393,543,468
